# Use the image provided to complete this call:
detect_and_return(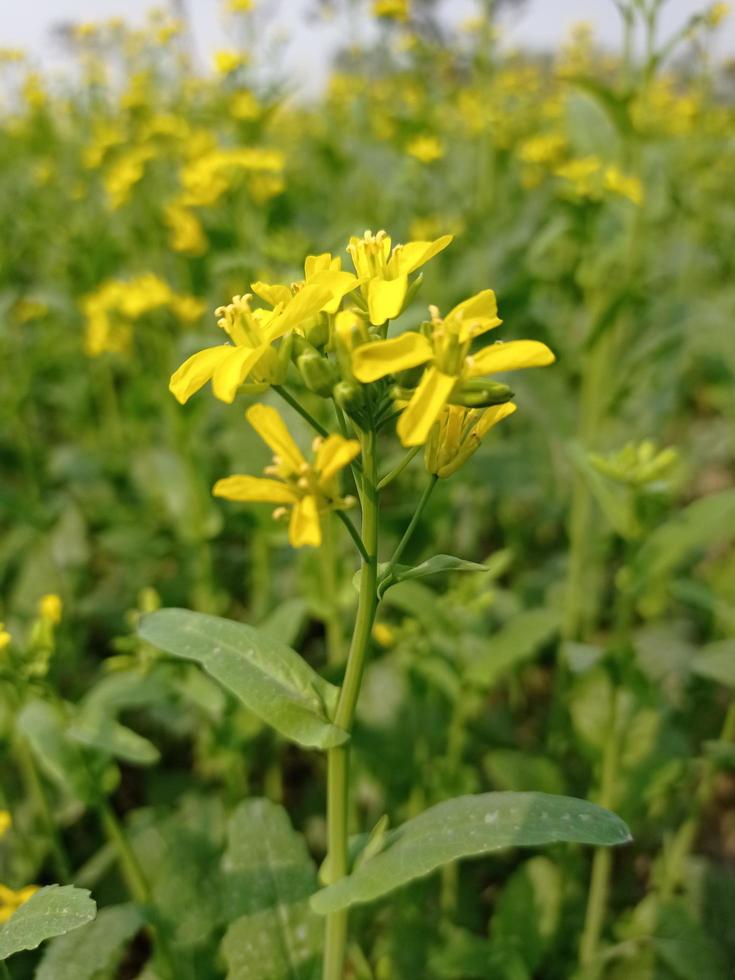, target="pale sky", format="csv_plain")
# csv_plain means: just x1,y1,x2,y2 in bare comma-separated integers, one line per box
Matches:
0,1,731,92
